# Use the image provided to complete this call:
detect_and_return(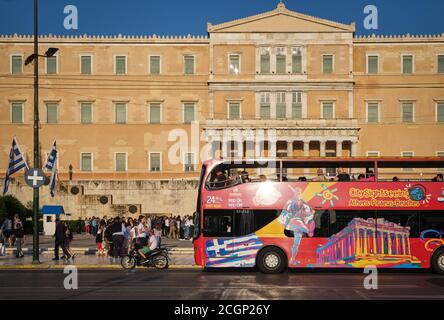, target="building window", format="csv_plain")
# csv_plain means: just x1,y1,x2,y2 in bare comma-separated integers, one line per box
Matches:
229,54,240,74
259,92,270,119
322,55,333,74
184,55,195,75
46,102,58,124
183,102,195,123
149,103,161,124
81,153,92,172
276,92,286,119
438,55,444,74
367,55,379,74
276,47,286,74
292,47,302,74
149,56,161,75
321,102,334,119
401,152,414,171
260,48,270,74
11,55,22,74
401,102,414,123
115,55,127,74
115,102,127,124
11,102,24,124
115,153,127,172
149,153,161,172
367,151,380,158
437,152,444,171
402,55,413,74
46,56,57,74
184,153,195,172
81,55,92,74
367,102,379,123
437,102,444,123
292,92,302,119
228,102,240,120
80,102,92,124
